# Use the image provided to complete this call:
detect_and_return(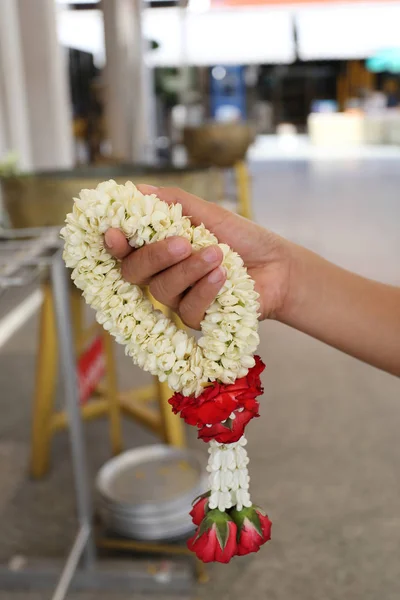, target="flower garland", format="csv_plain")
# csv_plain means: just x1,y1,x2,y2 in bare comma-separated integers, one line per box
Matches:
61,180,271,563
